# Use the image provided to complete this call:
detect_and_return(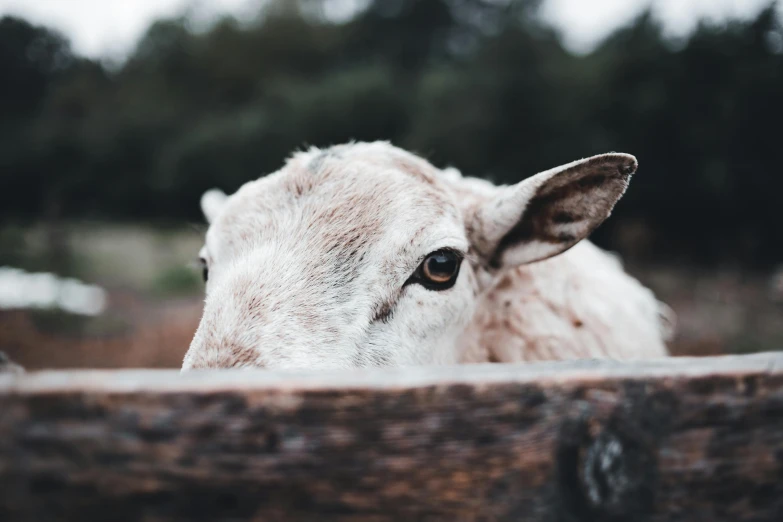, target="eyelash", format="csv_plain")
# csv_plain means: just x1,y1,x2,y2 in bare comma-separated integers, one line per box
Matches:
199,258,208,282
